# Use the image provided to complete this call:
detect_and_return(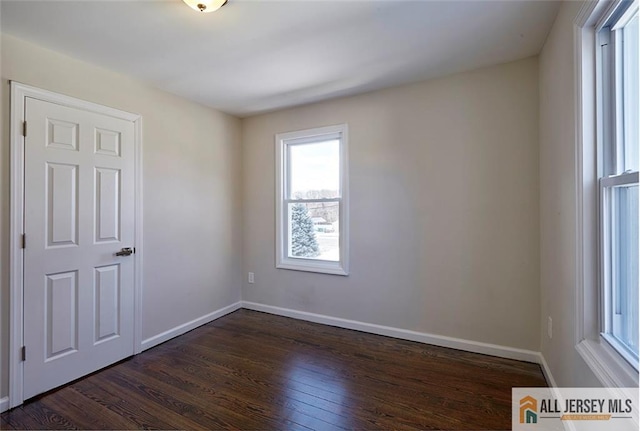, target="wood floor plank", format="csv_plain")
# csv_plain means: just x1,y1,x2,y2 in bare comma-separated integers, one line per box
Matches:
92,370,234,430
18,401,78,430
131,354,354,430
40,386,140,430
180,326,516,428
72,378,190,430
159,333,439,429
107,362,285,430
0,415,17,430
1,408,44,430
2,309,547,430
